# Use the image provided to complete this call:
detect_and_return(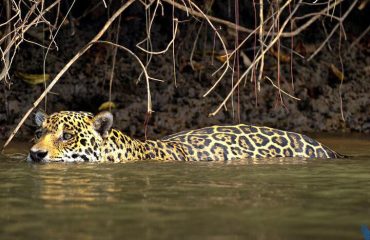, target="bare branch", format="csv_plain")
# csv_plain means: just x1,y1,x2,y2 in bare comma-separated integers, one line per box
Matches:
2,0,136,150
